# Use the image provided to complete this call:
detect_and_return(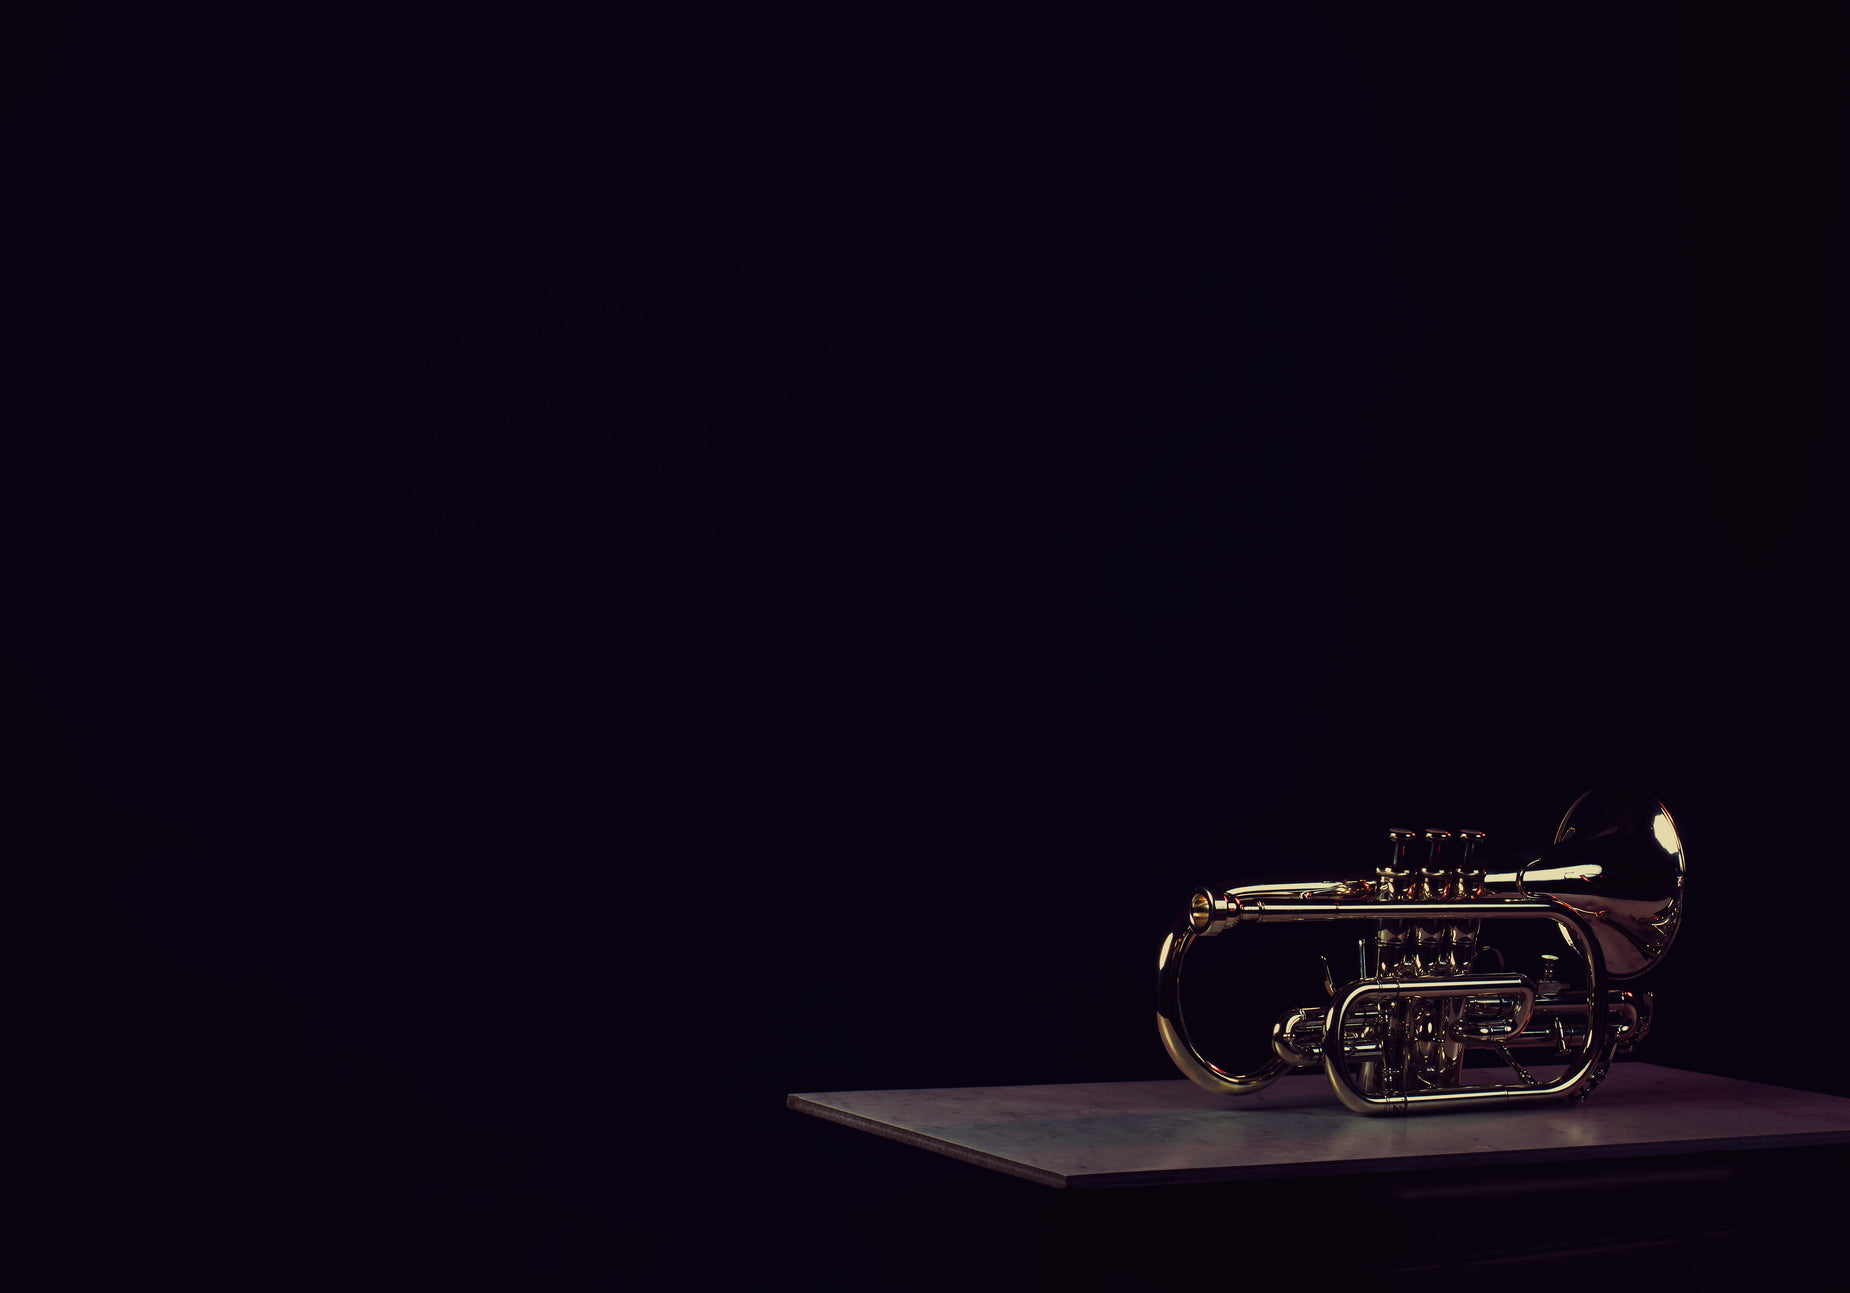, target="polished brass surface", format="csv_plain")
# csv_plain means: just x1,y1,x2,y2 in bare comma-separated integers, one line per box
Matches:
1156,785,1684,1114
